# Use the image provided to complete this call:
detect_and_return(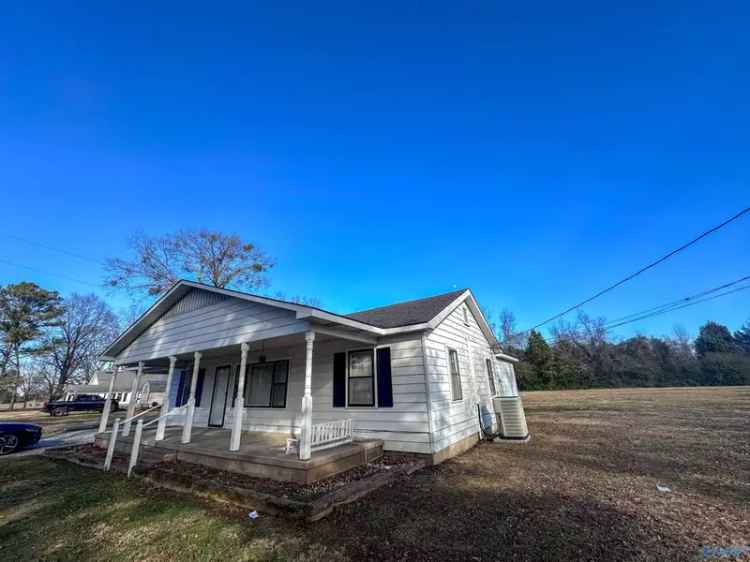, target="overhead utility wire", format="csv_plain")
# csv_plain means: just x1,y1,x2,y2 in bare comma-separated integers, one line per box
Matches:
0,257,102,288
602,274,750,326
525,206,750,332
603,284,750,330
3,233,106,265
537,279,750,345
